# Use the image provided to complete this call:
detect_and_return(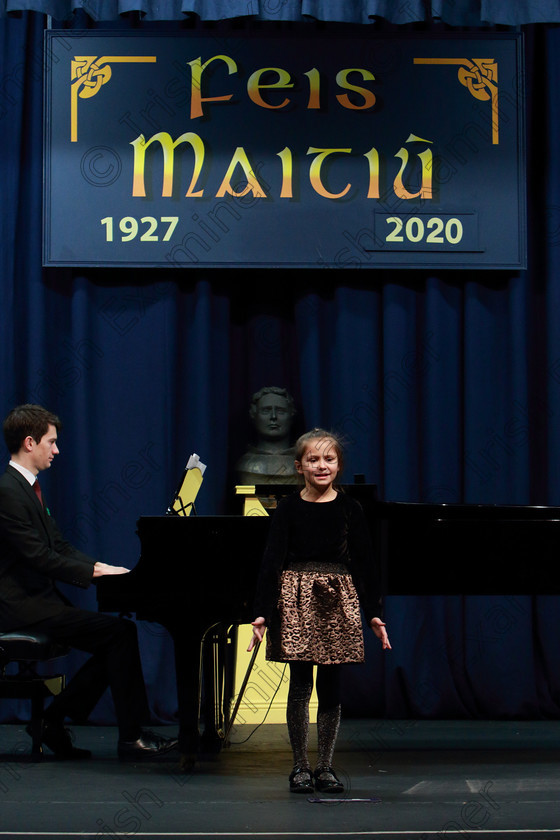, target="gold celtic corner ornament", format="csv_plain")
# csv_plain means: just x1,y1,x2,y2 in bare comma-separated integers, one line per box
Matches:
414,58,499,144
70,56,157,142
